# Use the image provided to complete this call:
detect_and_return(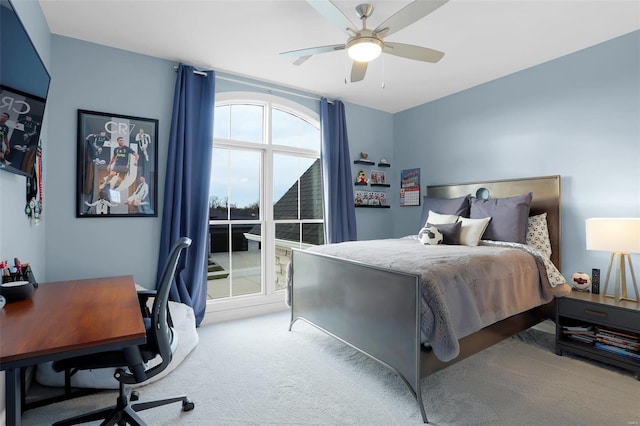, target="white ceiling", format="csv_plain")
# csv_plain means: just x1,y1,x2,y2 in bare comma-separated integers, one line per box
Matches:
39,0,640,113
